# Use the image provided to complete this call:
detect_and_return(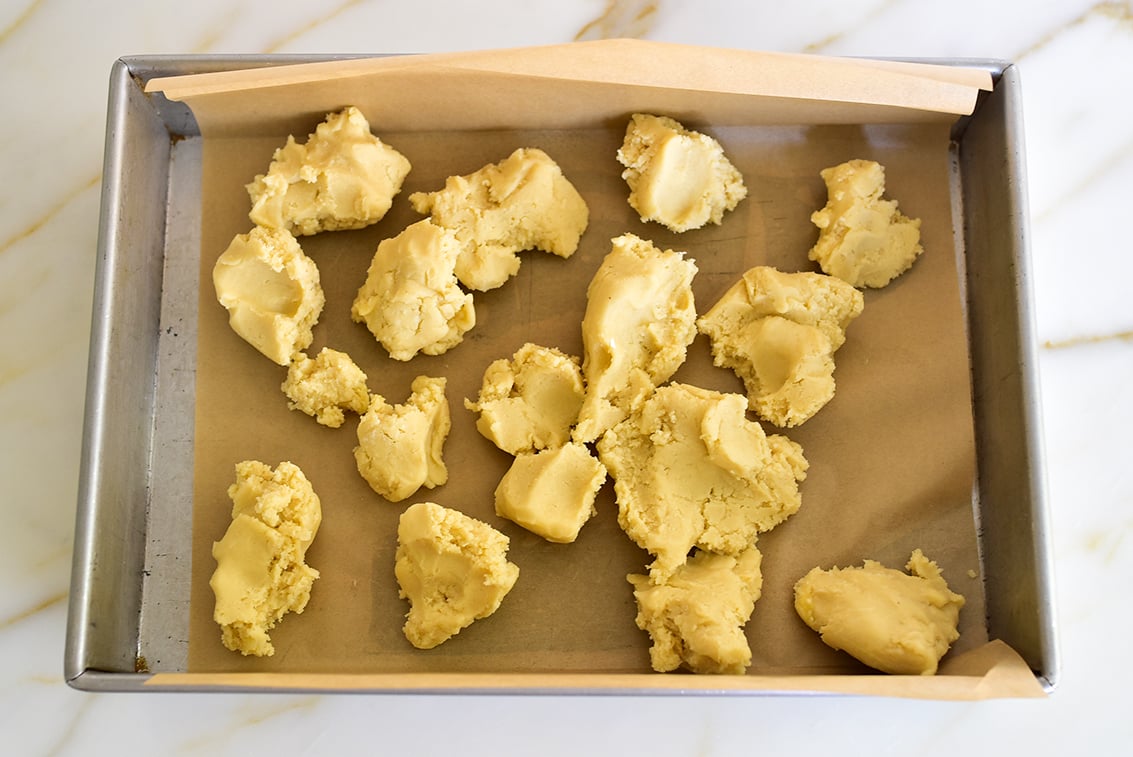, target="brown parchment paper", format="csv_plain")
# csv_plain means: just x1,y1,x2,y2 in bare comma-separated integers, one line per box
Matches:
156,42,1043,698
